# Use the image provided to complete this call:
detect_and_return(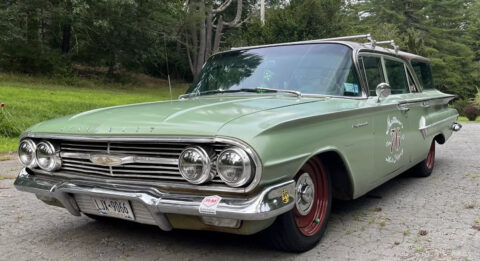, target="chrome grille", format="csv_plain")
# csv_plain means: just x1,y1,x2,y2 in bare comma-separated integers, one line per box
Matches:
58,141,226,183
